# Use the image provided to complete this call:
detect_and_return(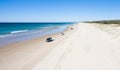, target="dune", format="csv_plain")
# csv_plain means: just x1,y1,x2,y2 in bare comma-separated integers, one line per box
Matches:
0,23,120,70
